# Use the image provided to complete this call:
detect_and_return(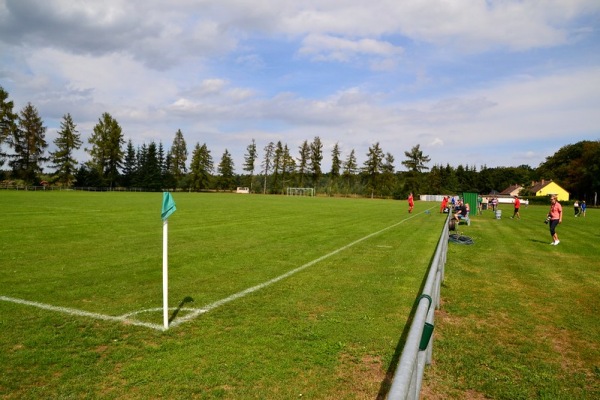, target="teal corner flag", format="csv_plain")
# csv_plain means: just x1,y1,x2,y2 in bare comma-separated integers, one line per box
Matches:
161,192,176,221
